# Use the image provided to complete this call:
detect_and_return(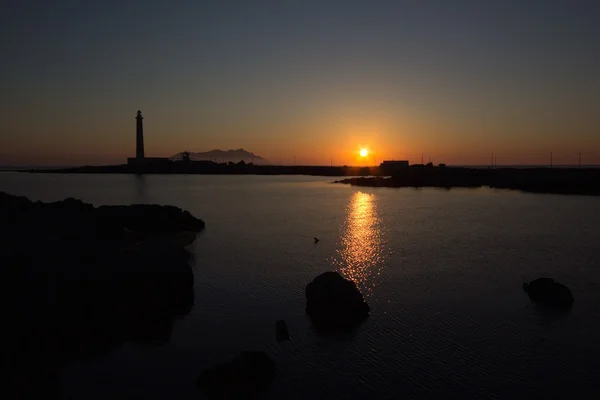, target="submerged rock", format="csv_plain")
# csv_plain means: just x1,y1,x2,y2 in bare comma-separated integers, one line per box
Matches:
306,271,370,332
523,277,574,308
196,351,276,399
276,320,290,341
